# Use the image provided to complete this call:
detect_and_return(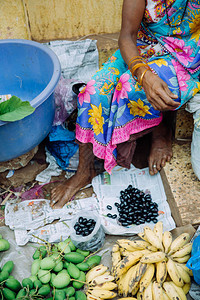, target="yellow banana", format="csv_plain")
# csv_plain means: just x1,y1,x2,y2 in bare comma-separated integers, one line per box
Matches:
162,289,170,300
139,263,155,292
153,221,163,243
166,258,184,287
163,282,181,300
175,263,191,284
111,244,121,273
90,274,115,286
182,282,191,294
168,233,190,255
120,264,138,297
176,263,193,276
131,284,140,296
129,262,147,293
156,260,167,286
170,281,187,300
172,255,190,264
117,272,127,296
171,243,192,258
140,251,166,264
92,282,117,291
118,242,138,252
138,232,149,242
120,249,136,257
112,243,119,252
143,281,153,300
152,281,163,300
87,294,102,300
144,226,164,251
114,250,150,279
162,231,172,254
88,289,117,299
86,265,108,283
128,240,151,250
146,245,158,252
137,291,144,300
